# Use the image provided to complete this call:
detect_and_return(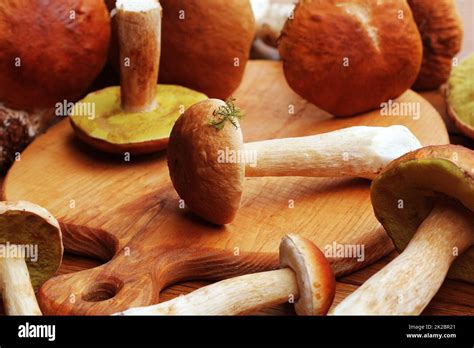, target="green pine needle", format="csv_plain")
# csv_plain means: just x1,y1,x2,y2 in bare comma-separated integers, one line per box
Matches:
209,98,244,130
